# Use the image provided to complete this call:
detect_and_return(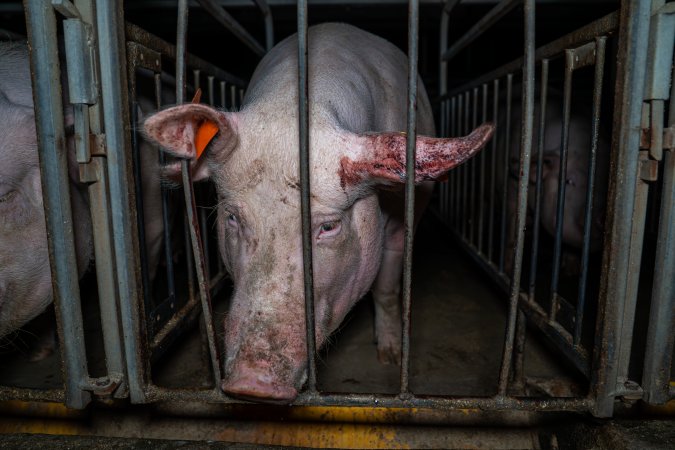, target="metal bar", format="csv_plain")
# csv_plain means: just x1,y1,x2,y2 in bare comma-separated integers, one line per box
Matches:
642,58,675,405
574,37,606,346
488,79,499,262
23,0,91,409
442,0,522,62
177,0,223,389
498,74,513,273
445,12,619,99
454,95,461,228
195,0,265,57
450,96,457,224
527,59,549,302
442,221,592,377
478,83,488,253
469,87,478,245
497,0,535,397
252,0,274,51
549,50,575,322
462,91,470,238
297,0,317,394
142,386,592,412
400,0,419,396
125,23,245,87
591,0,652,418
